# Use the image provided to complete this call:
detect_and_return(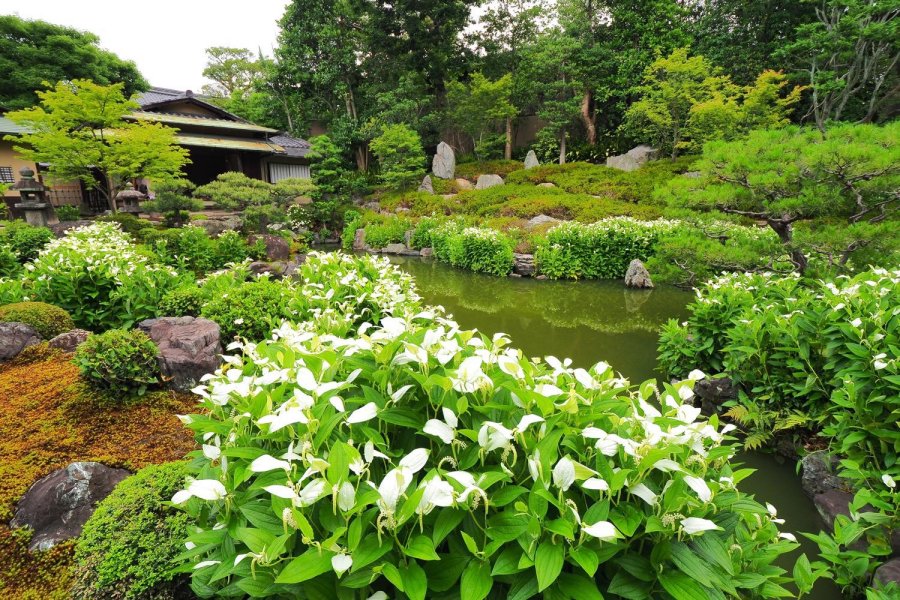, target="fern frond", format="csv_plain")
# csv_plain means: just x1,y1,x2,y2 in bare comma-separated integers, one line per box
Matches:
724,405,750,424
743,430,772,451
774,411,810,432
